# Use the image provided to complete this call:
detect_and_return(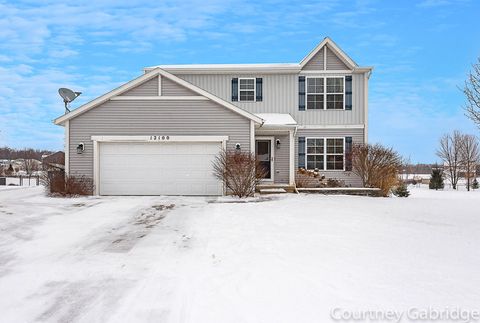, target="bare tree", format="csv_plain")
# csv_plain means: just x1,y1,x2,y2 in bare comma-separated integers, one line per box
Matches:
459,134,480,191
21,149,39,175
437,131,463,190
212,150,267,198
352,143,403,197
463,58,480,128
